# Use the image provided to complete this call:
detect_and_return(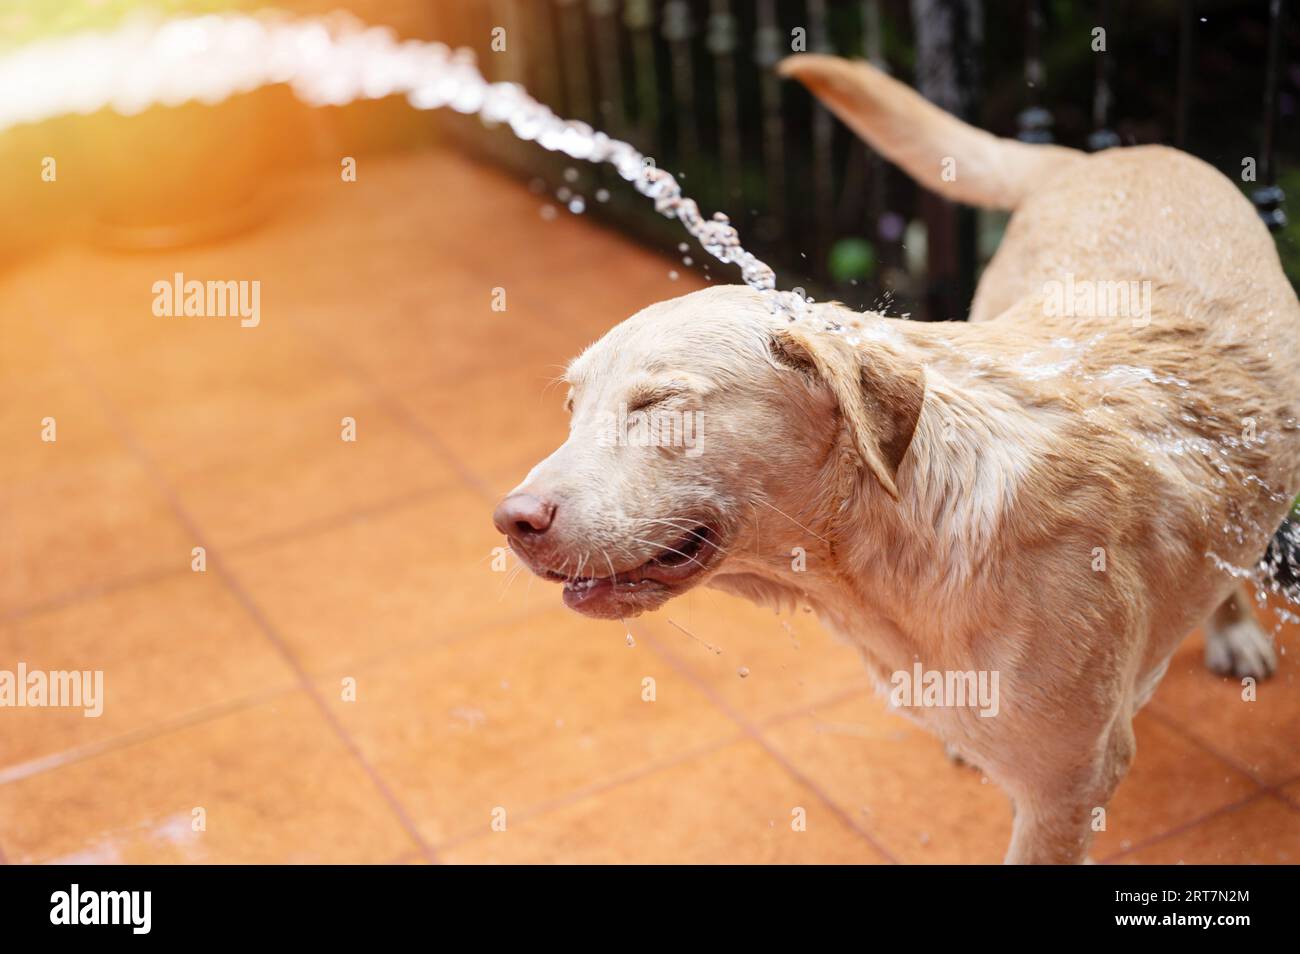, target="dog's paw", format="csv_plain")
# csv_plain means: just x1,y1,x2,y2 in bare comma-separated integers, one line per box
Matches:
1205,618,1278,679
